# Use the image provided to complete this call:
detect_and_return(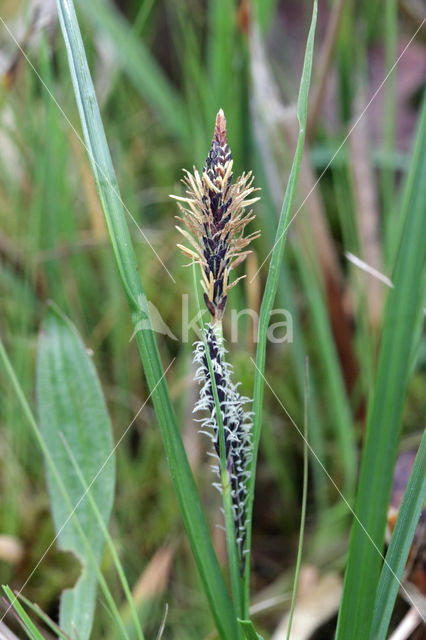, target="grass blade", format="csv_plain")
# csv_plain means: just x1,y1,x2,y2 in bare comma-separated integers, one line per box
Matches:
2,586,46,640
285,360,309,640
370,431,426,640
238,619,264,640
293,242,356,495
335,93,426,639
55,2,238,637
12,593,73,640
243,1,317,616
